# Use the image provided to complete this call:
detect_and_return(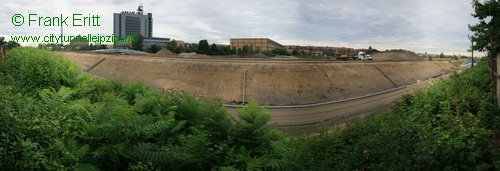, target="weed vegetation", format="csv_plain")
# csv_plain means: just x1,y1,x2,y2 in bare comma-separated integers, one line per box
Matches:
0,47,499,170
